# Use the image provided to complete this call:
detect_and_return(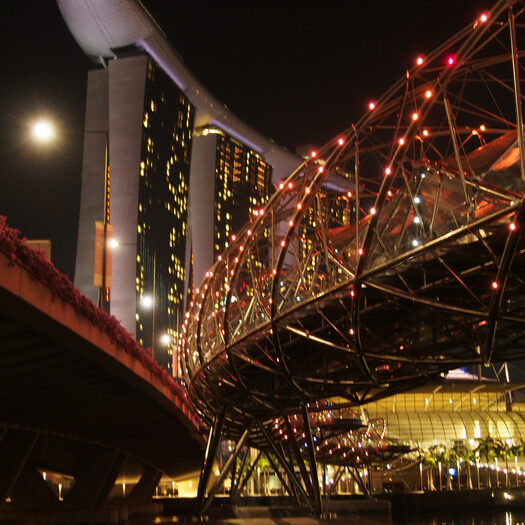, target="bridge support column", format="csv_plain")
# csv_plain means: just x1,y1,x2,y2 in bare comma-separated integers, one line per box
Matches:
195,408,226,515
257,419,315,513
65,449,126,510
231,449,262,503
0,428,39,507
127,465,162,504
302,404,323,515
9,465,58,509
199,423,252,517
